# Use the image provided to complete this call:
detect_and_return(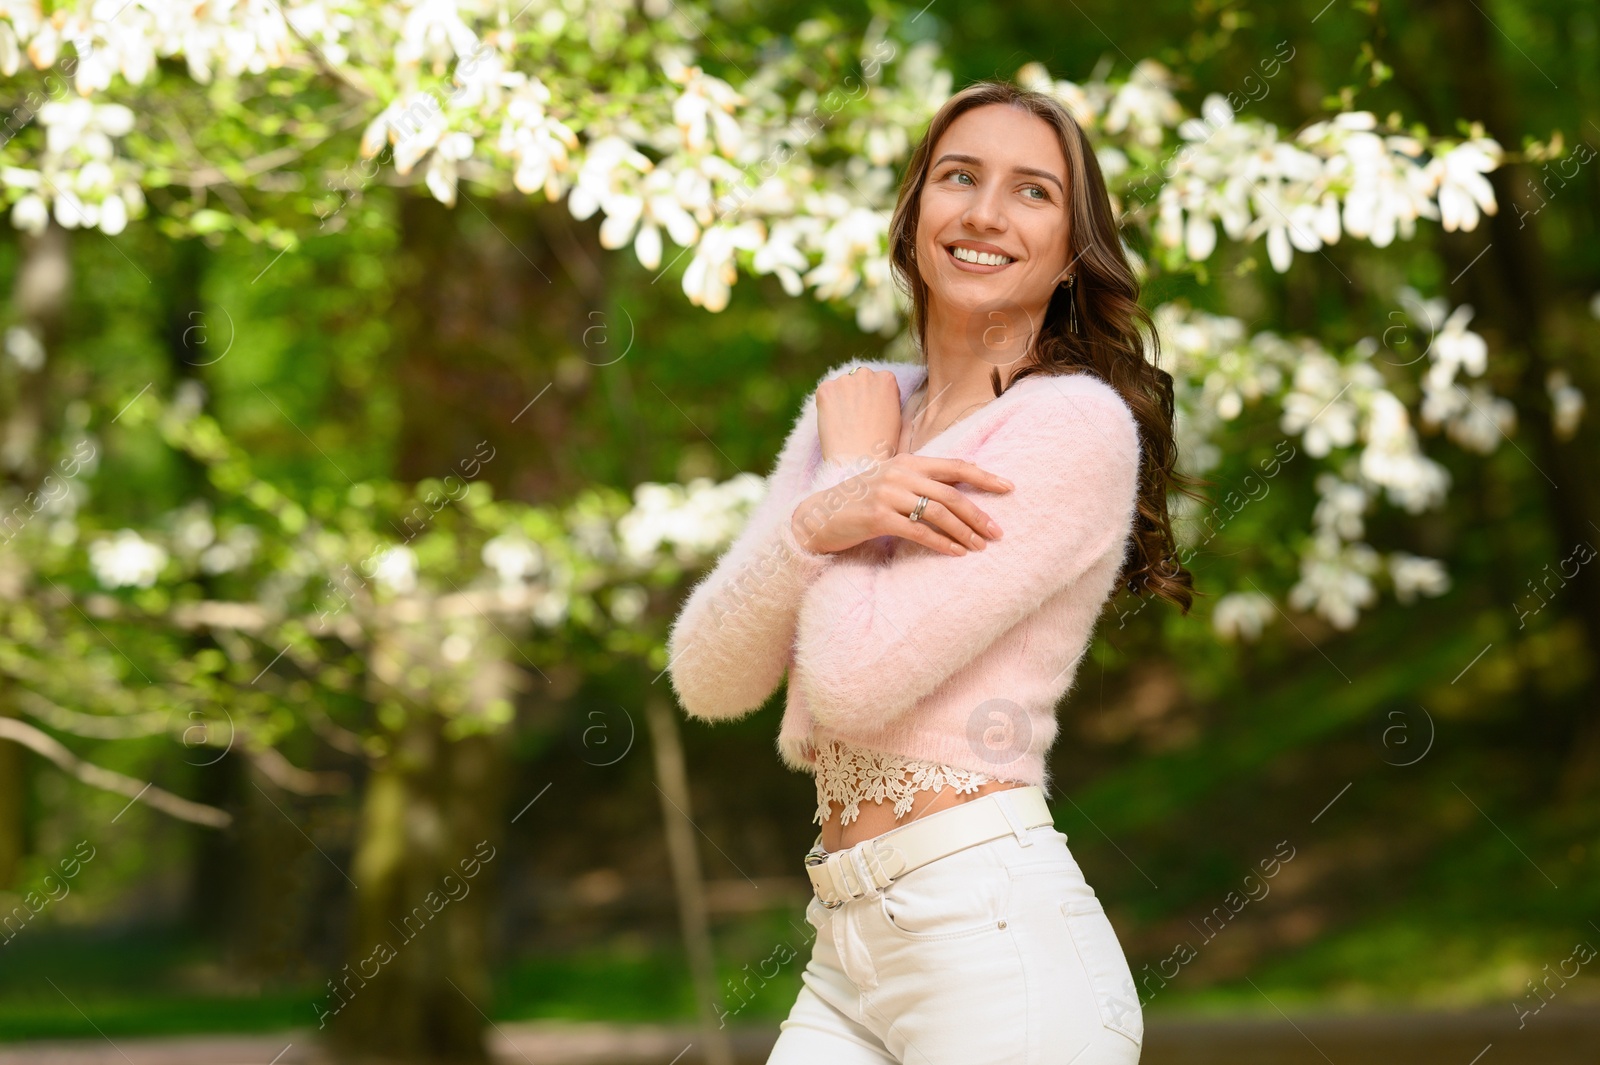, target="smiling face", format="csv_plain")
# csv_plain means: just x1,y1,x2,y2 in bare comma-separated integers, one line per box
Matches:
916,102,1075,349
